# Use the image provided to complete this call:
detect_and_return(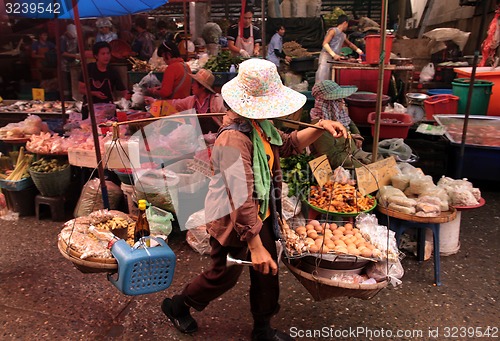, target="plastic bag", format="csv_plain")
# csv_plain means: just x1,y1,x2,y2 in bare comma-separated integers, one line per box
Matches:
419,63,435,82
74,179,123,217
366,259,404,287
185,210,211,255
384,102,407,113
146,205,174,237
378,138,412,162
138,71,161,89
